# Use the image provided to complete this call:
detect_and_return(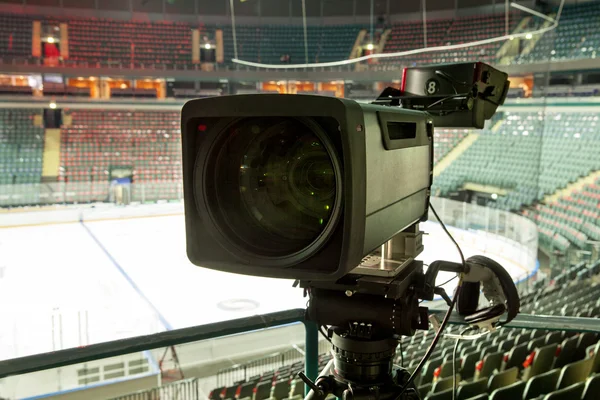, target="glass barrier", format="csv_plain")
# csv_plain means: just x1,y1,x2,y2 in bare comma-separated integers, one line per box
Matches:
1,308,163,362
0,182,183,207
429,197,540,293
0,311,313,399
